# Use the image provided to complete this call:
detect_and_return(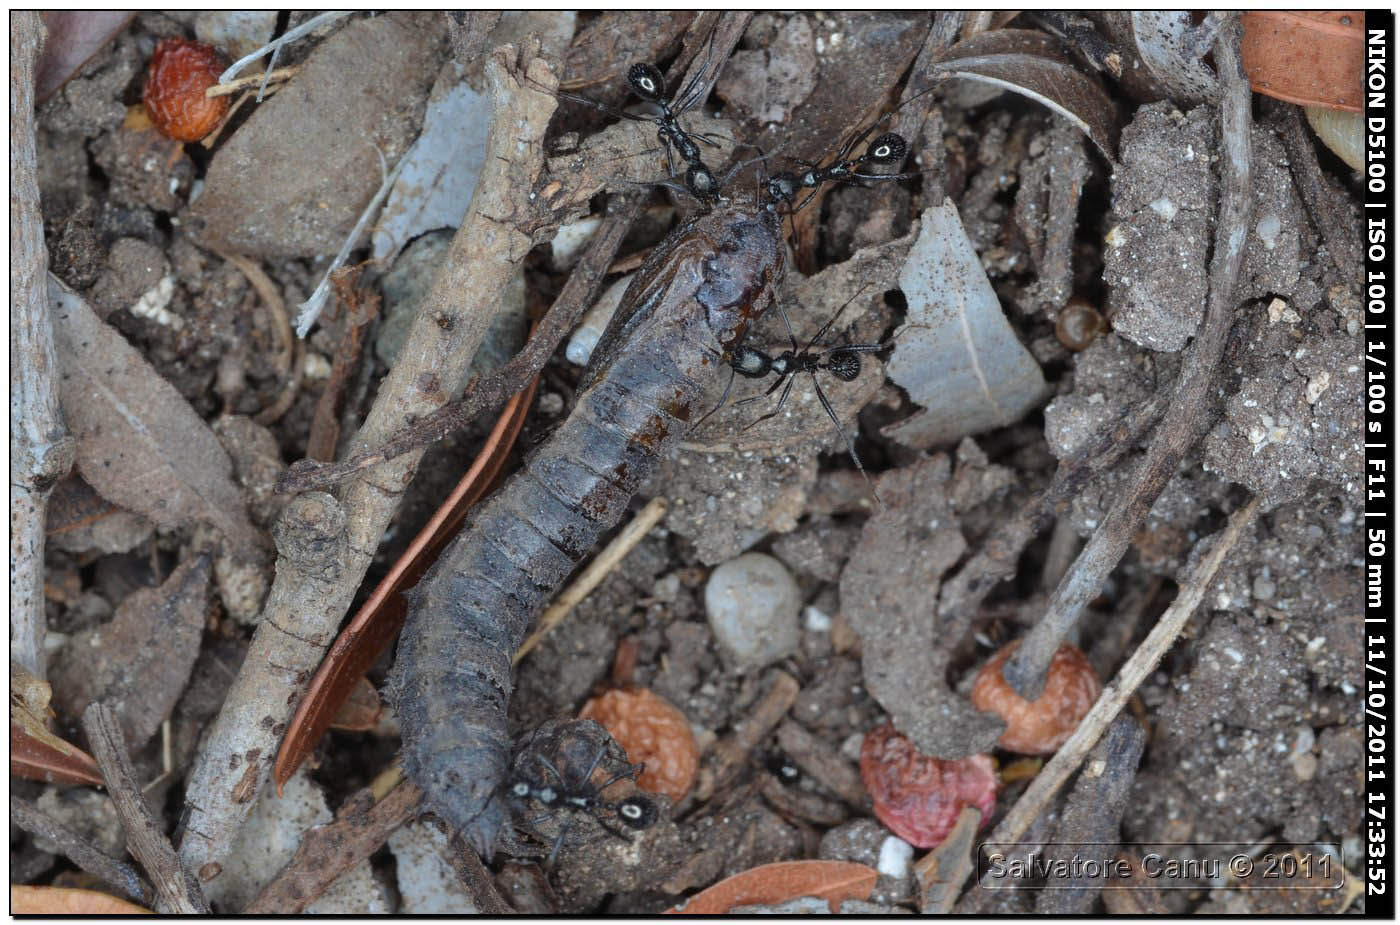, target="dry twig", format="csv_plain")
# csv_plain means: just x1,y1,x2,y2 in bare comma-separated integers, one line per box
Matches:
11,11,77,678
977,496,1260,870
177,45,564,878
10,796,154,907
1004,17,1255,699
83,704,209,914
244,781,422,914
1265,97,1363,277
